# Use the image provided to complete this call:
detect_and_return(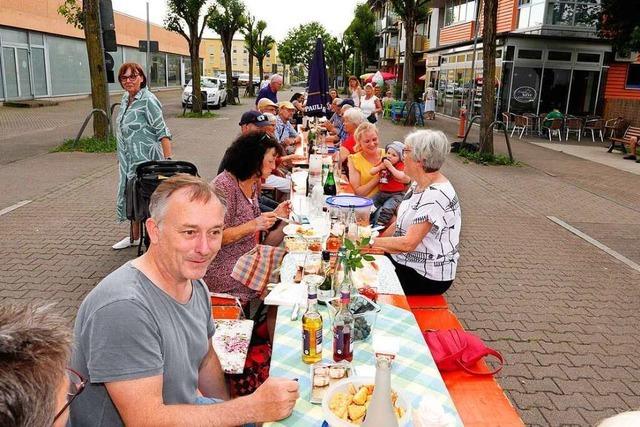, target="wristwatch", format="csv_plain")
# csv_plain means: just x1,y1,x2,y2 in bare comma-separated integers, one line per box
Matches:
165,157,172,160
